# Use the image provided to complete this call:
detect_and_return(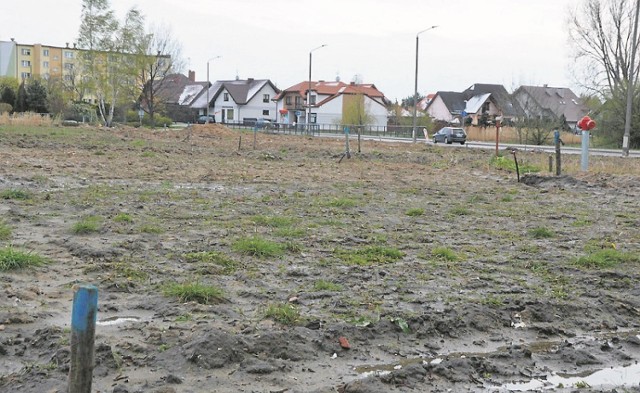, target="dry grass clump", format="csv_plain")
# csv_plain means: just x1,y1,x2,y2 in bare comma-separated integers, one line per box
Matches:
0,112,54,126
